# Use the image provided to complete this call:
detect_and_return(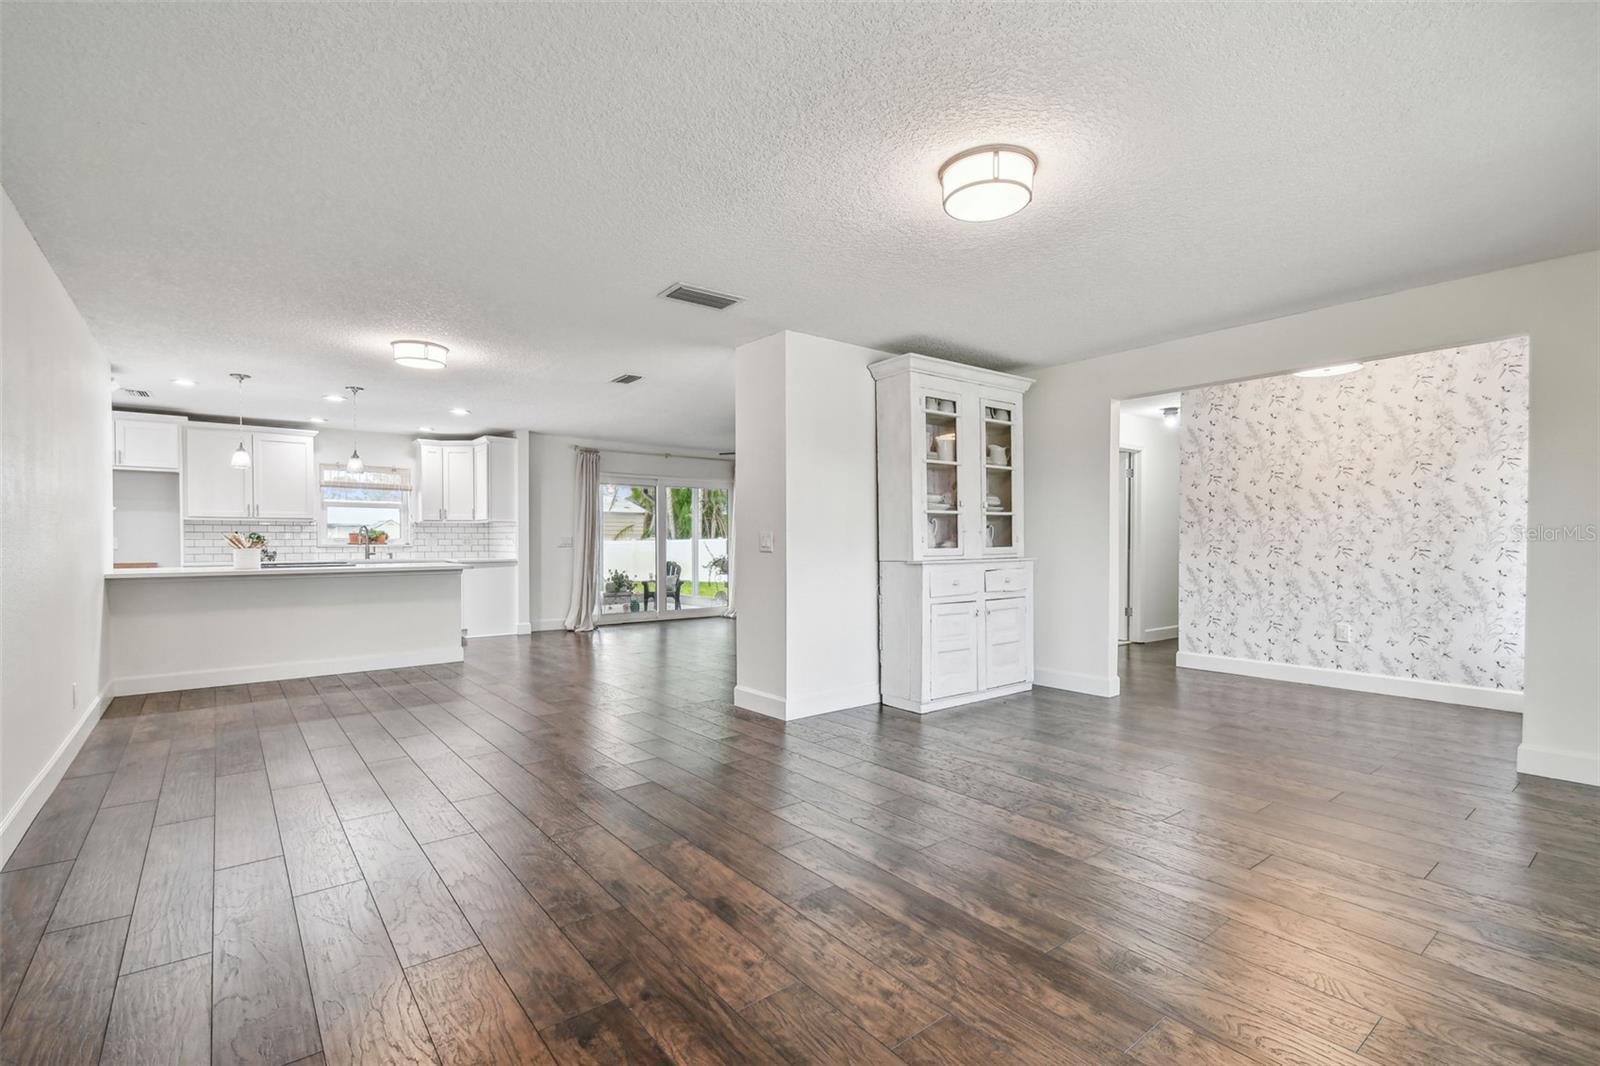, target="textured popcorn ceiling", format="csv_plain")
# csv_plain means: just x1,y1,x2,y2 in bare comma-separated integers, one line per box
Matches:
3,2,1596,450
